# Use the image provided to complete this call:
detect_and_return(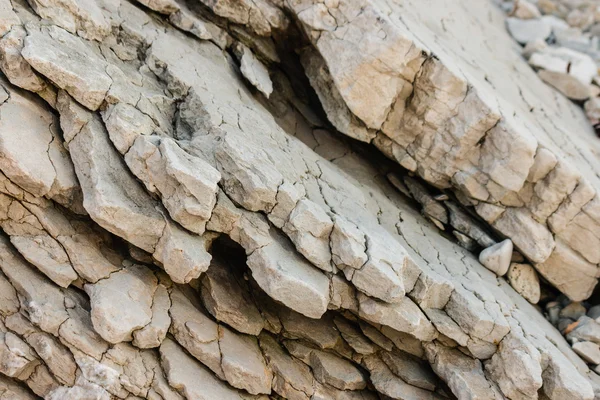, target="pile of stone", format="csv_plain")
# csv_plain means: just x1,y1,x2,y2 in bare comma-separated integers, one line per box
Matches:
503,0,600,131
546,299,600,371
0,0,598,399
